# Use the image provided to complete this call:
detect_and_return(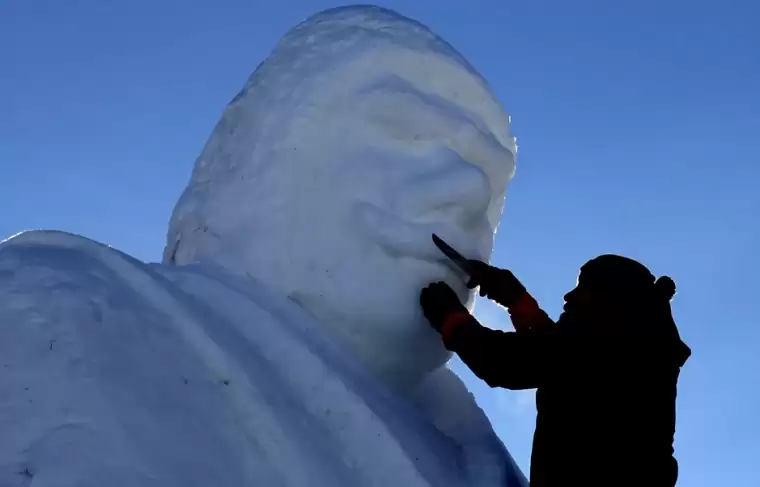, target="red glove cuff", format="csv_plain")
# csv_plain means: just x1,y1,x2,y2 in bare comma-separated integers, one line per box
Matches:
441,311,472,343
509,292,539,314
508,292,547,332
